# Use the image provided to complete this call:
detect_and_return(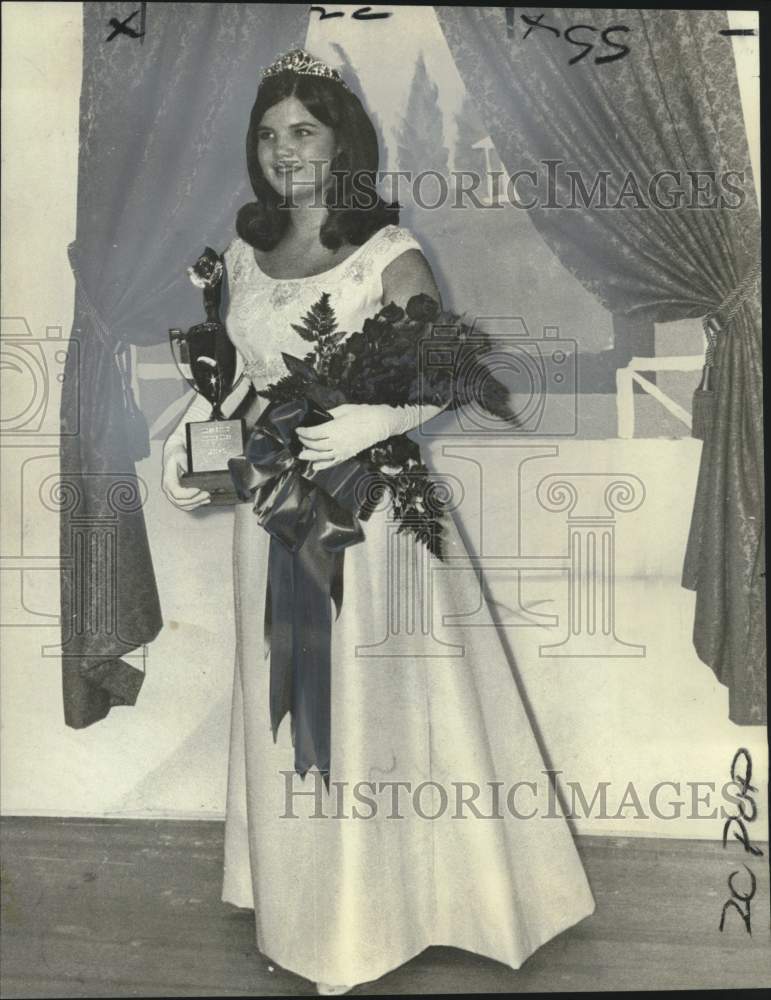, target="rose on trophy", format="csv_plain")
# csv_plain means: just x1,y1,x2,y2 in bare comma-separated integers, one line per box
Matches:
168,247,247,504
